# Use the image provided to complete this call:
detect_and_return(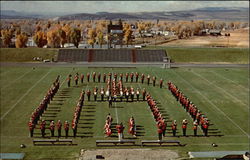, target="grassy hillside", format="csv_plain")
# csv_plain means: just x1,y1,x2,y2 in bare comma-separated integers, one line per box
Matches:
146,46,249,64
0,48,58,62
